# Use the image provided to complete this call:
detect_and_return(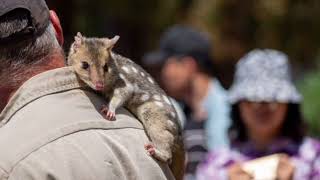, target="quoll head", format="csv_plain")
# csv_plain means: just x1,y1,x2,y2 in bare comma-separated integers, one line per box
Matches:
68,32,120,91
